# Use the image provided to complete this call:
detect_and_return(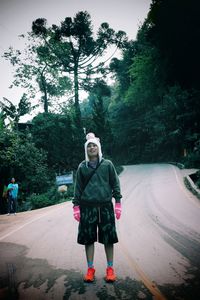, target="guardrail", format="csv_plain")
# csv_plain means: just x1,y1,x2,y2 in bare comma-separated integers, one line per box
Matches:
169,161,200,200
184,175,200,200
